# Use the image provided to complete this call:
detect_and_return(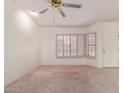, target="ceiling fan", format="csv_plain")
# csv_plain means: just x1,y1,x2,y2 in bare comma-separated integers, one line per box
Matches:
35,0,82,17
